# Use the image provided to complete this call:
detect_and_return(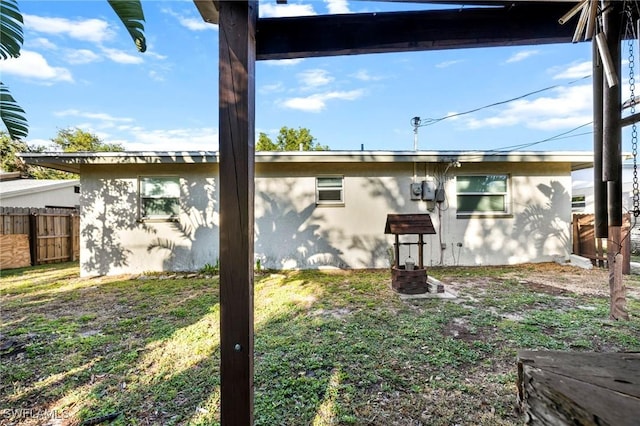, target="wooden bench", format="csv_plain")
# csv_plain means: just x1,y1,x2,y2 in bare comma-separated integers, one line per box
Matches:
517,350,640,425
